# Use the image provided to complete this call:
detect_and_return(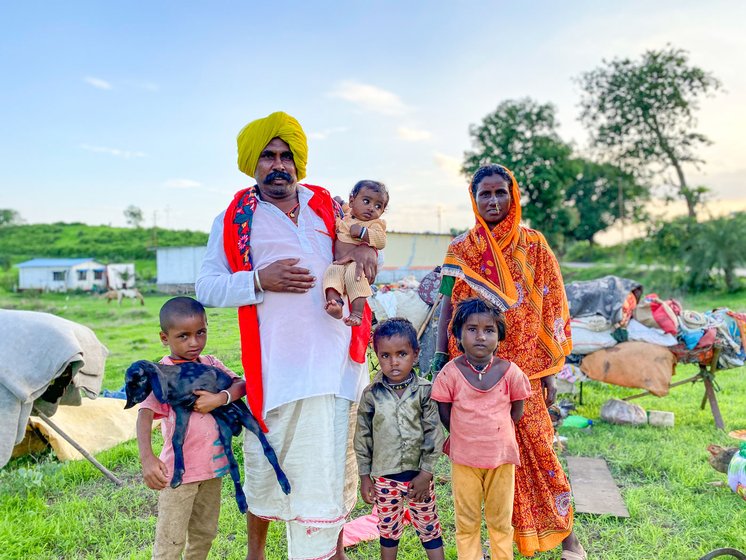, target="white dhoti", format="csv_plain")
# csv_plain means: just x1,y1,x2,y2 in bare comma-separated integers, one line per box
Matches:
244,395,353,560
